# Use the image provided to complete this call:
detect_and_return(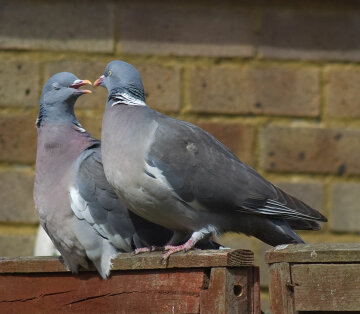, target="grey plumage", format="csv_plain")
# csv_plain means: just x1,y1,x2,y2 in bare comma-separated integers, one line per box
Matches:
34,72,177,278
96,61,327,258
